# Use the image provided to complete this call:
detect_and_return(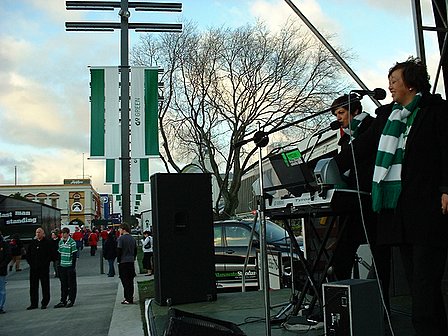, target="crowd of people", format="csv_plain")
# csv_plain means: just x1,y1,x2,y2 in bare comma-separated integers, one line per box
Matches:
0,223,152,314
